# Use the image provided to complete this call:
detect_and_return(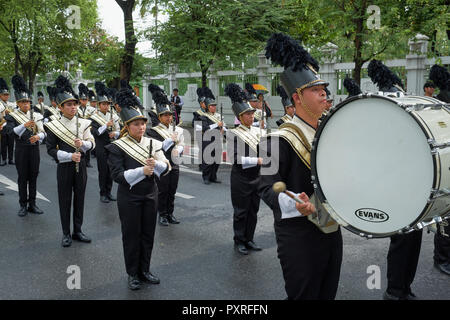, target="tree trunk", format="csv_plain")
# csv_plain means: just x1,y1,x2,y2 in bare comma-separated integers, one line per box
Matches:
352,1,366,86
200,63,208,88
116,0,137,82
